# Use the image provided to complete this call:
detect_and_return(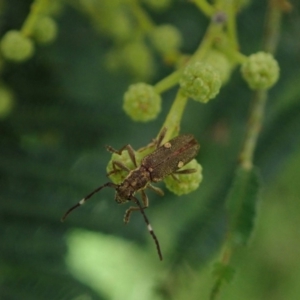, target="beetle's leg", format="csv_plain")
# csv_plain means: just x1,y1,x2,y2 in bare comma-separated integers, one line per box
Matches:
174,168,196,175
124,191,149,224
106,160,131,177
106,144,137,167
148,184,164,196
155,127,167,148
141,190,149,207
170,173,180,182
169,168,197,182
124,206,140,224
138,127,168,152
